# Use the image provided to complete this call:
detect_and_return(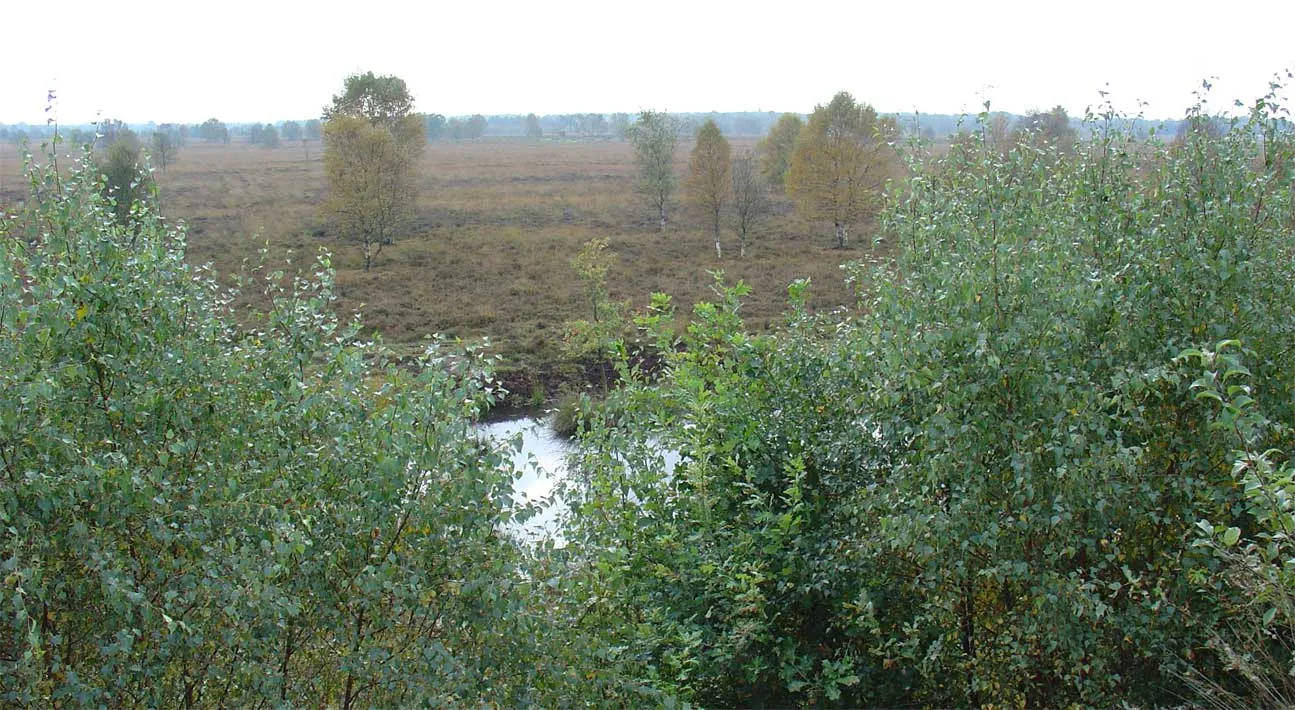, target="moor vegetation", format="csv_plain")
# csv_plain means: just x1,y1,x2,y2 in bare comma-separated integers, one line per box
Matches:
0,125,869,402
4,74,1295,707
